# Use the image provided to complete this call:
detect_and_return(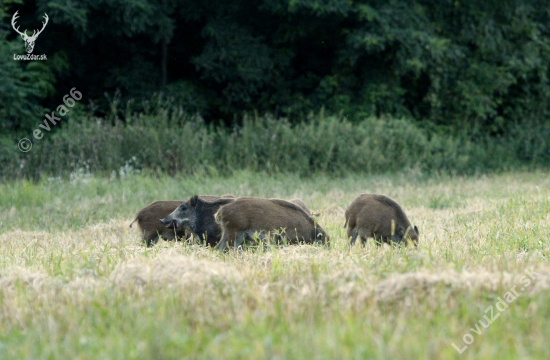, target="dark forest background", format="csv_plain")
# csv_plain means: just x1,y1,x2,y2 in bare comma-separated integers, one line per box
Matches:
1,0,550,179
